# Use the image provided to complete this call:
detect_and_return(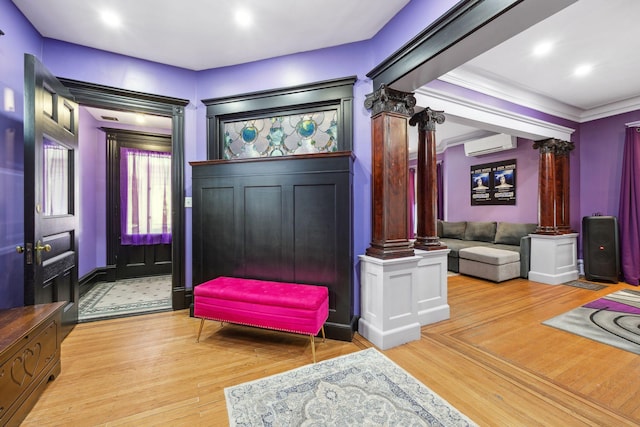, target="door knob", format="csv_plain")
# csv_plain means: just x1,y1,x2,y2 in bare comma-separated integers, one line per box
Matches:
16,246,25,253
35,242,52,252
34,240,51,266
